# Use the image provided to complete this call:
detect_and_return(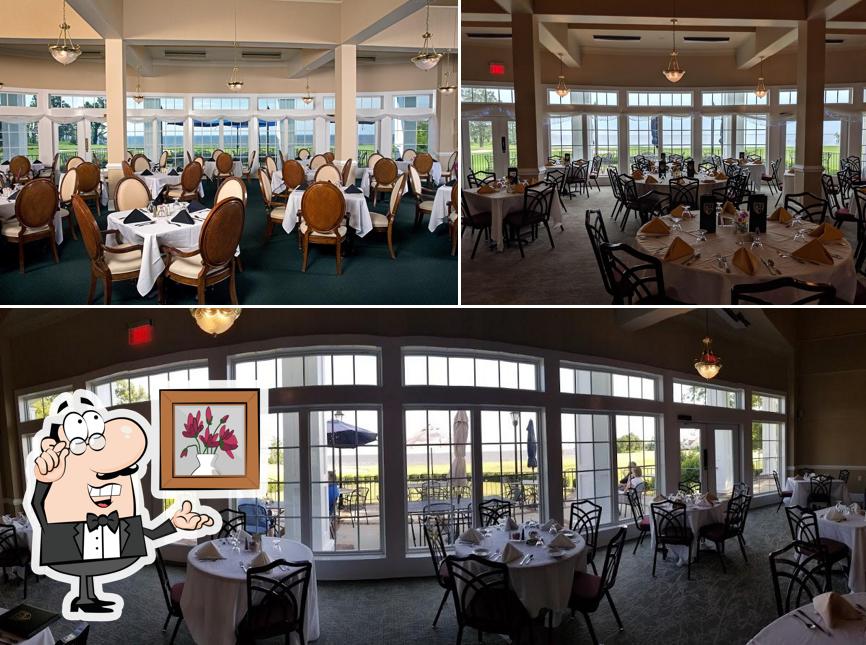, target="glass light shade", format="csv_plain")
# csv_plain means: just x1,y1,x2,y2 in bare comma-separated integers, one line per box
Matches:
694,337,722,380
755,77,767,99
49,43,81,65
227,66,244,92
190,308,241,336
411,50,443,71
663,51,685,83
555,76,570,98
302,95,314,104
